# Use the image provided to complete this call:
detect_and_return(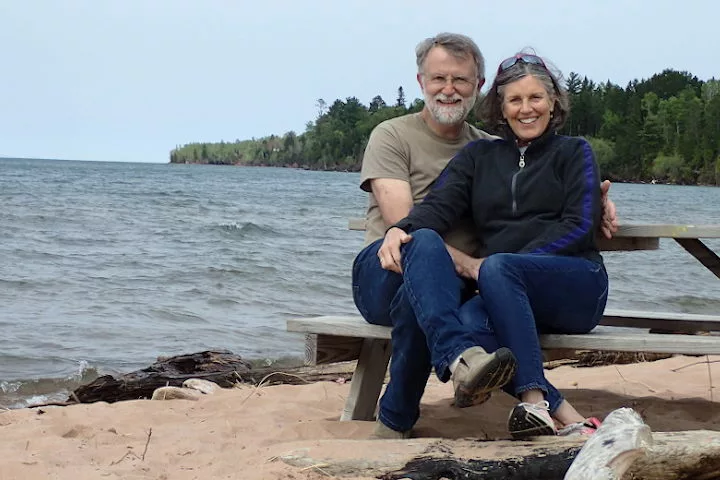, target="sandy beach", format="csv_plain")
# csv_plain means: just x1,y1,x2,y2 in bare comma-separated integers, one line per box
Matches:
1,355,719,479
